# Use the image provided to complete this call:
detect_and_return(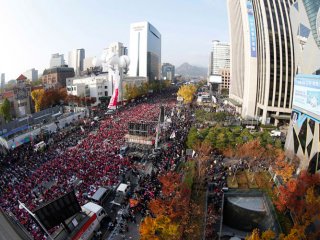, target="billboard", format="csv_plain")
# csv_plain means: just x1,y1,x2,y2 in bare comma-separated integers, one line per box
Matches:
209,75,222,84
34,190,81,230
247,0,257,57
292,74,320,119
